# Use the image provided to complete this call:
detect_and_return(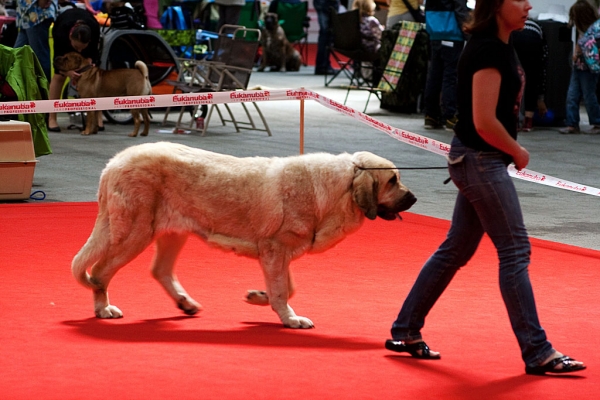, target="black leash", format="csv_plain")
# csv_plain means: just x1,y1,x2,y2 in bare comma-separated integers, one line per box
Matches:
357,166,452,184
